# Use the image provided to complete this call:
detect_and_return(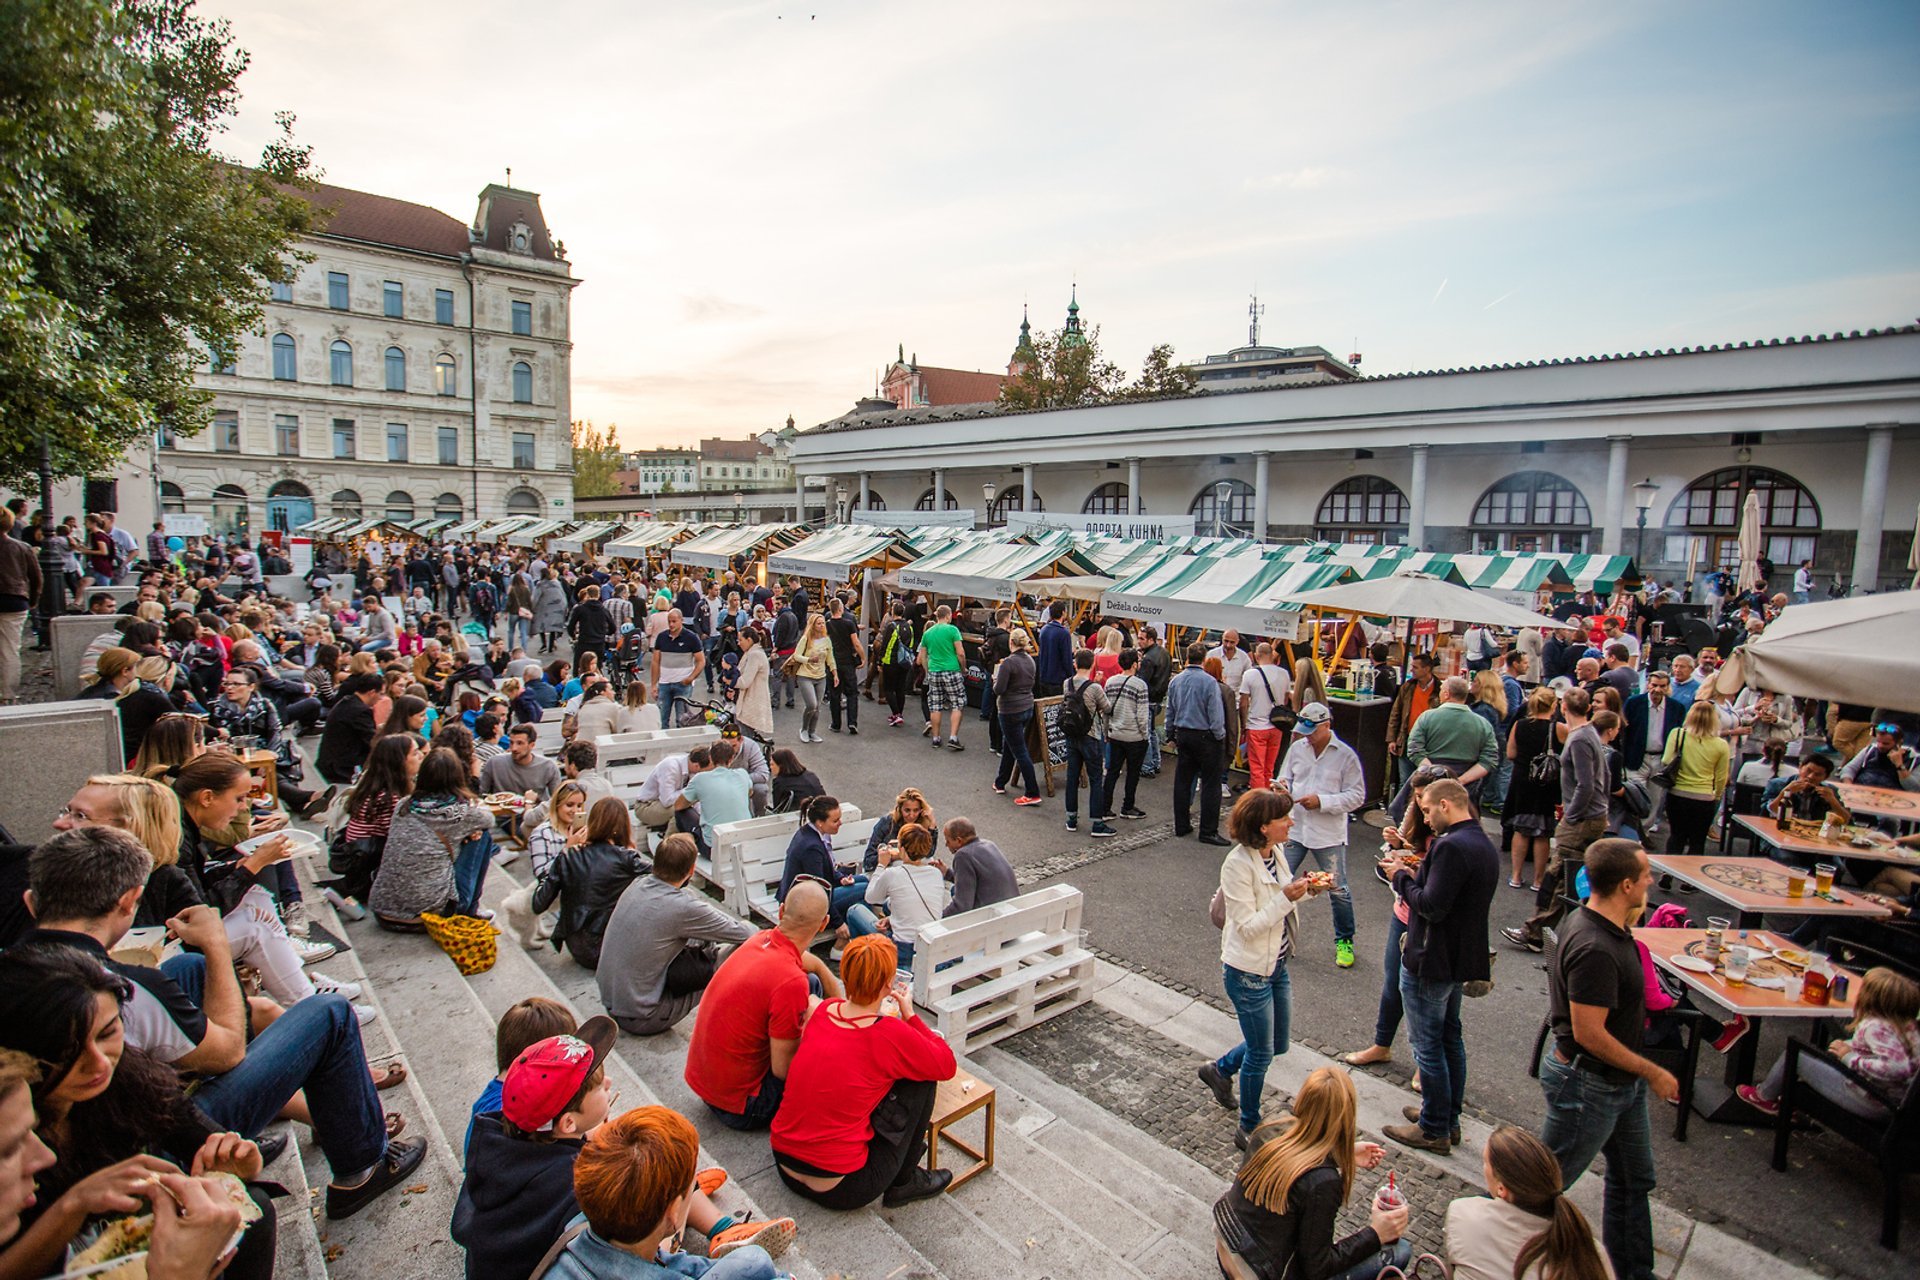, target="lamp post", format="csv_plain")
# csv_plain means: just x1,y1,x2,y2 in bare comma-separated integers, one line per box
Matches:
1213,479,1234,538
732,491,744,524
1632,477,1659,565
982,481,997,526
835,482,849,525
